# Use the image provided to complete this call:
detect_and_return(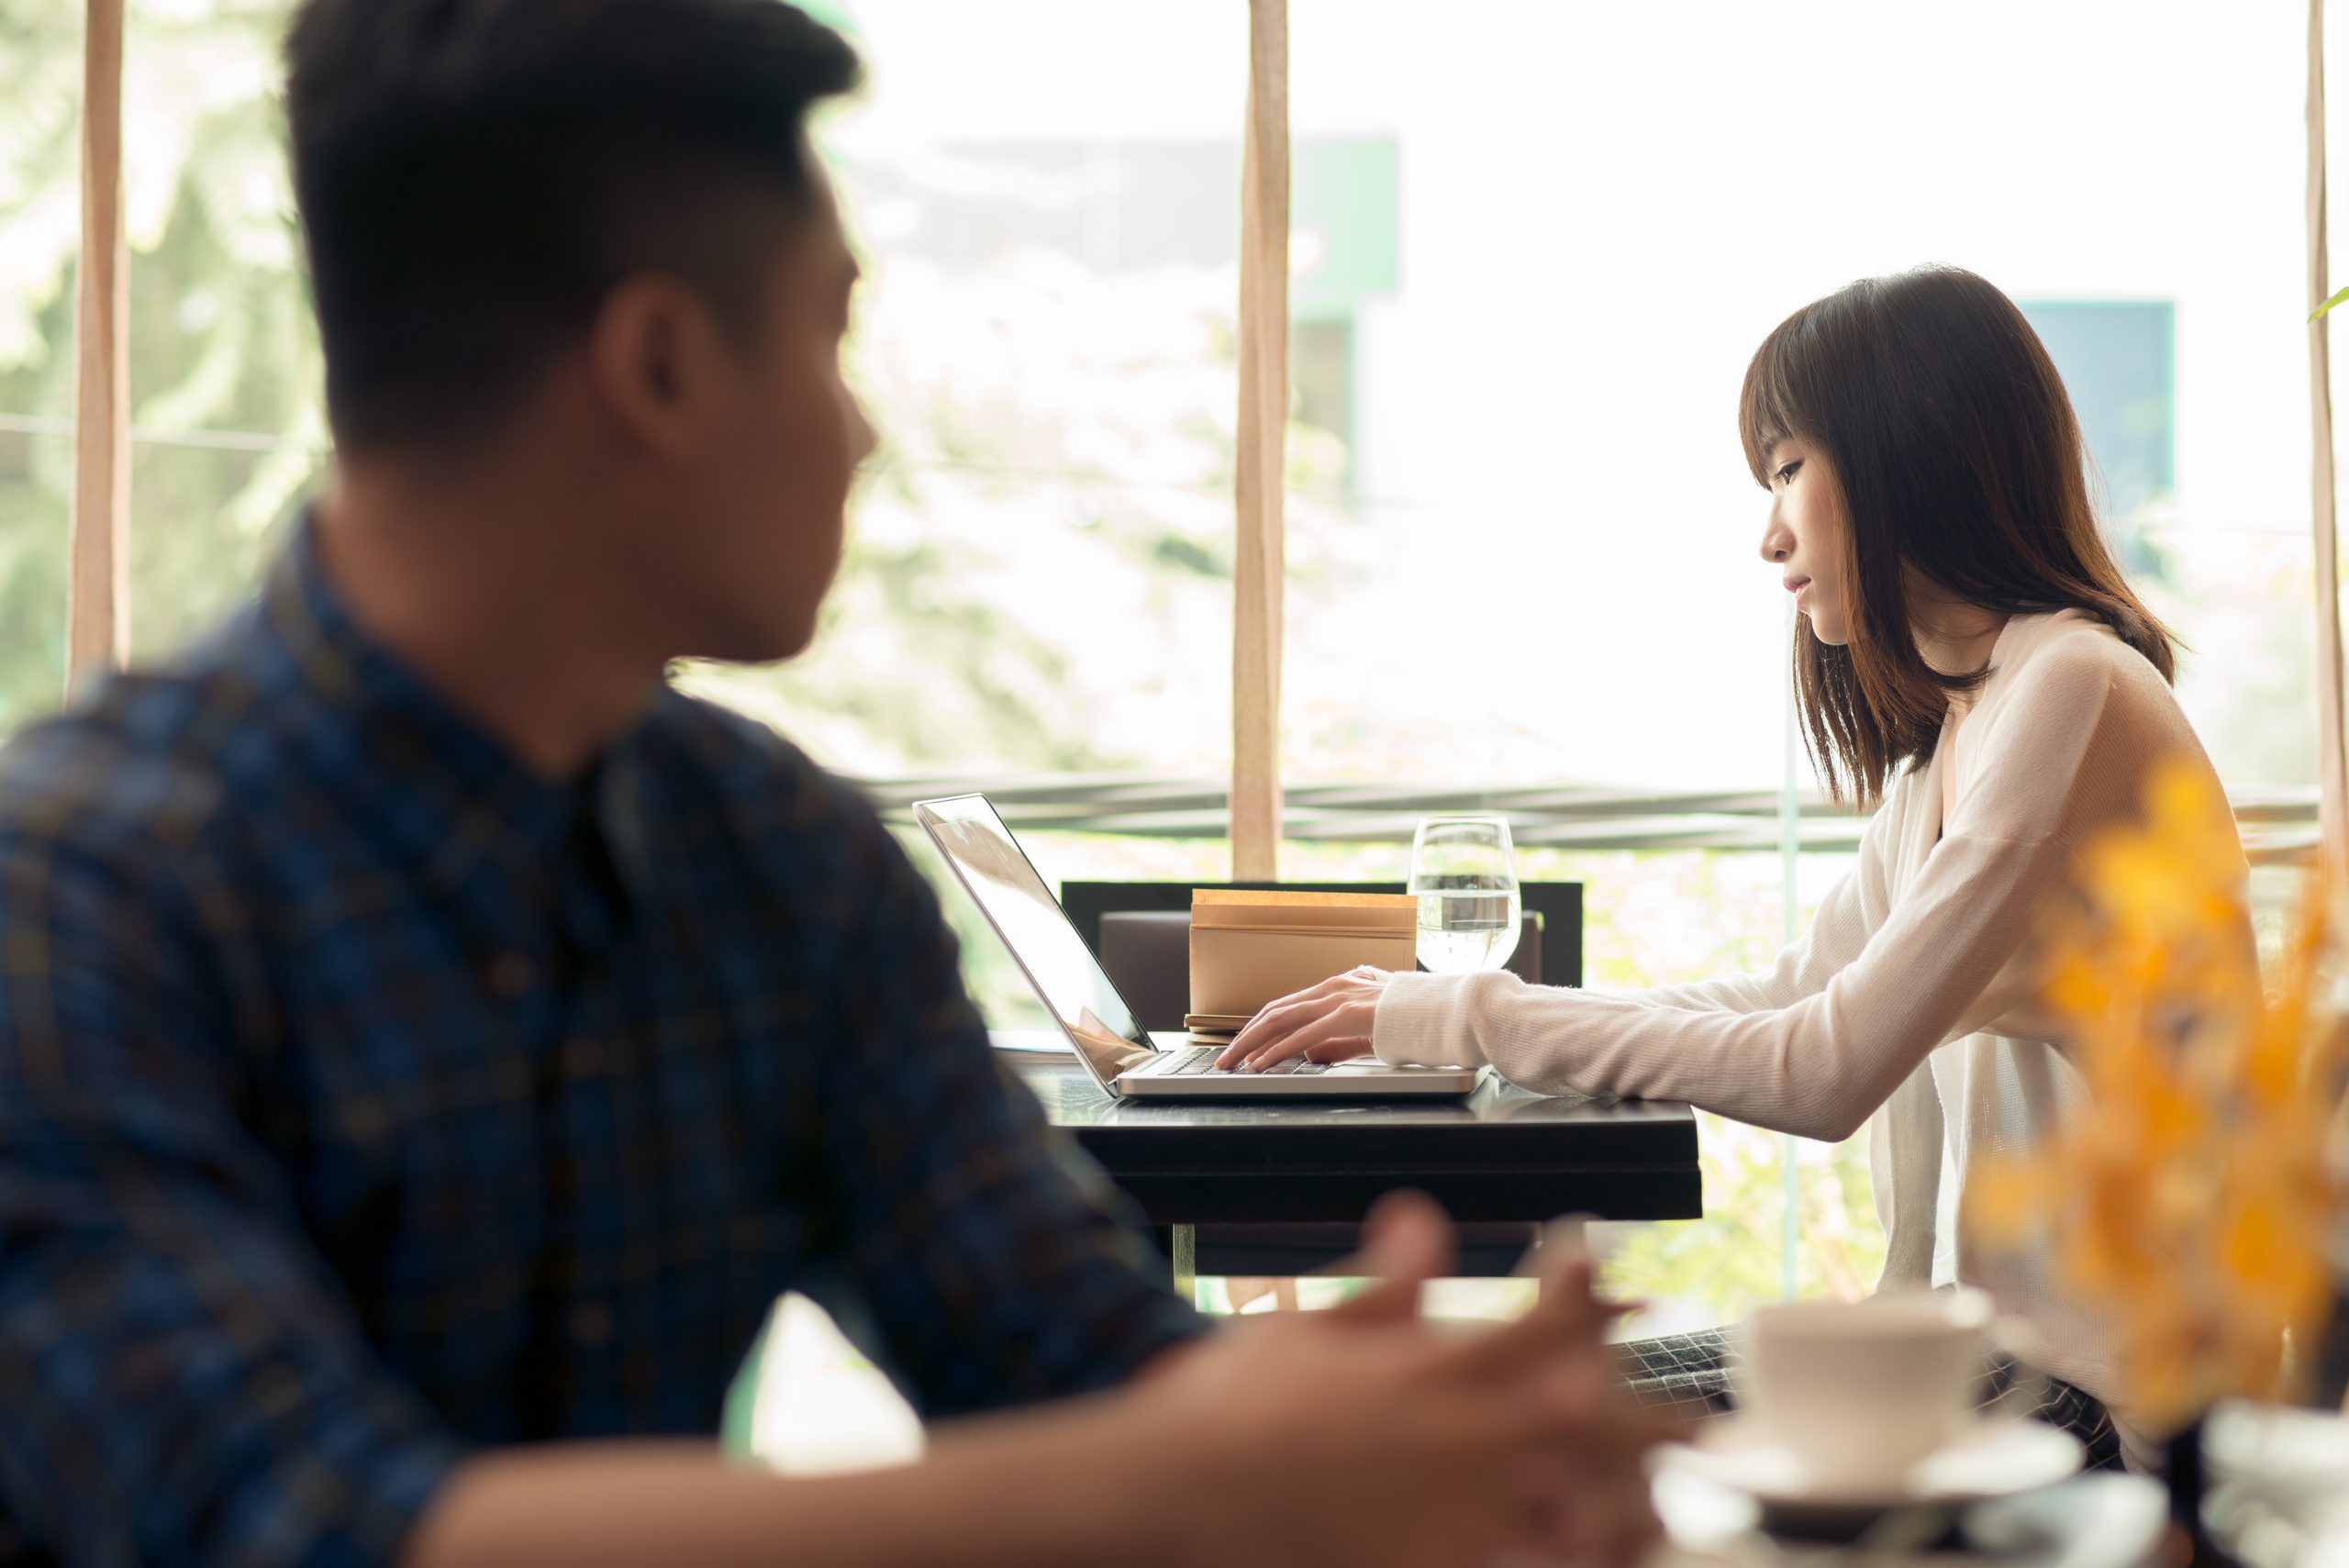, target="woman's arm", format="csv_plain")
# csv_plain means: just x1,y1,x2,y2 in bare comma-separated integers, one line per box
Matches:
1372,644,2214,1138
1216,793,1899,1073
1607,803,1898,1016
1374,828,2059,1137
